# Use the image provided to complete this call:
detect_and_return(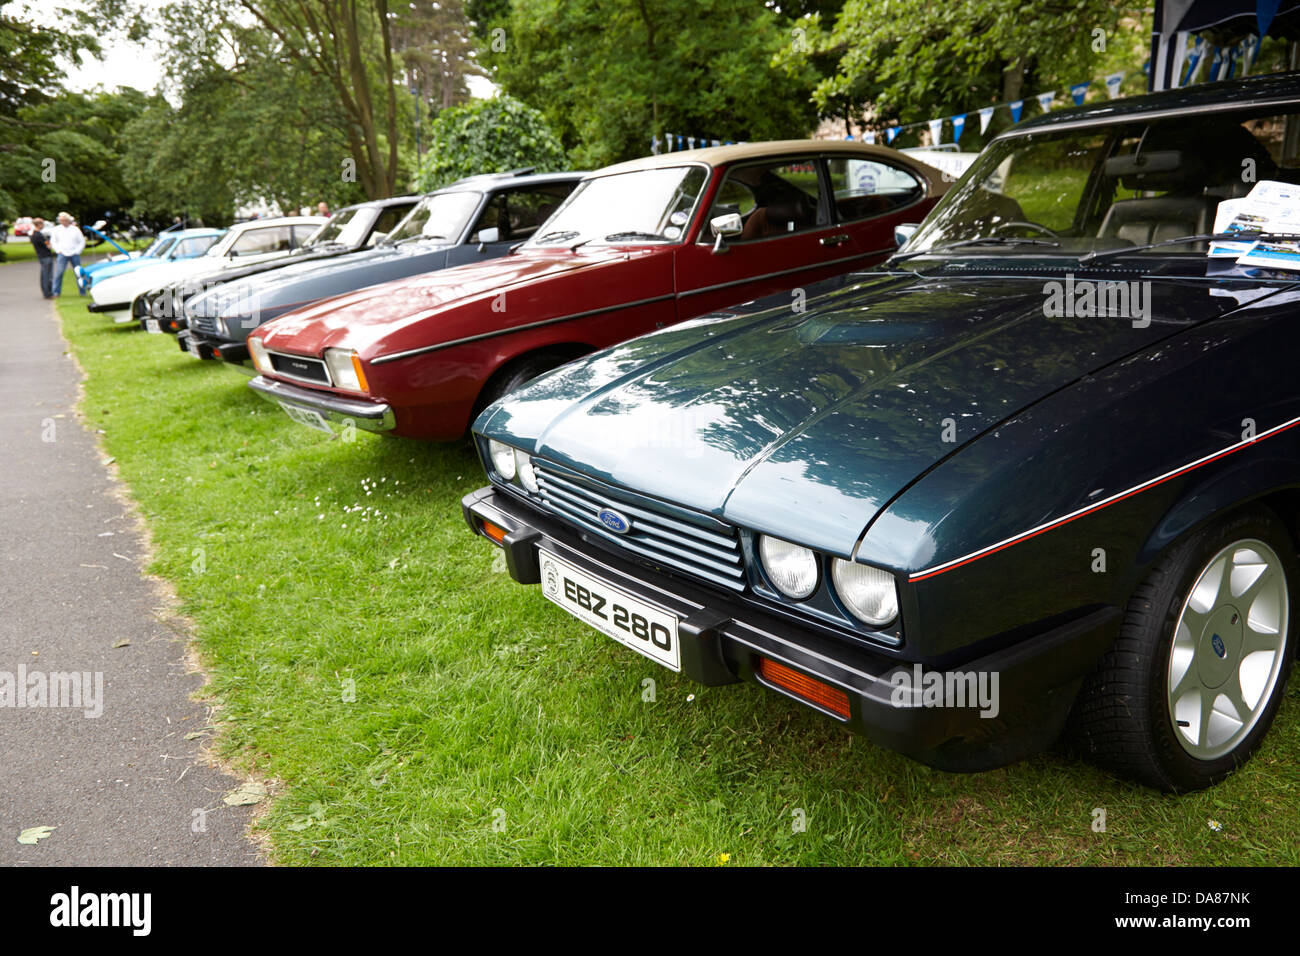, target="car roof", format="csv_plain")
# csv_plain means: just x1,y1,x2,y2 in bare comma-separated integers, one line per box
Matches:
171,228,224,238
227,215,327,233
437,170,587,193
591,139,919,177
1004,71,1300,138
338,195,423,212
